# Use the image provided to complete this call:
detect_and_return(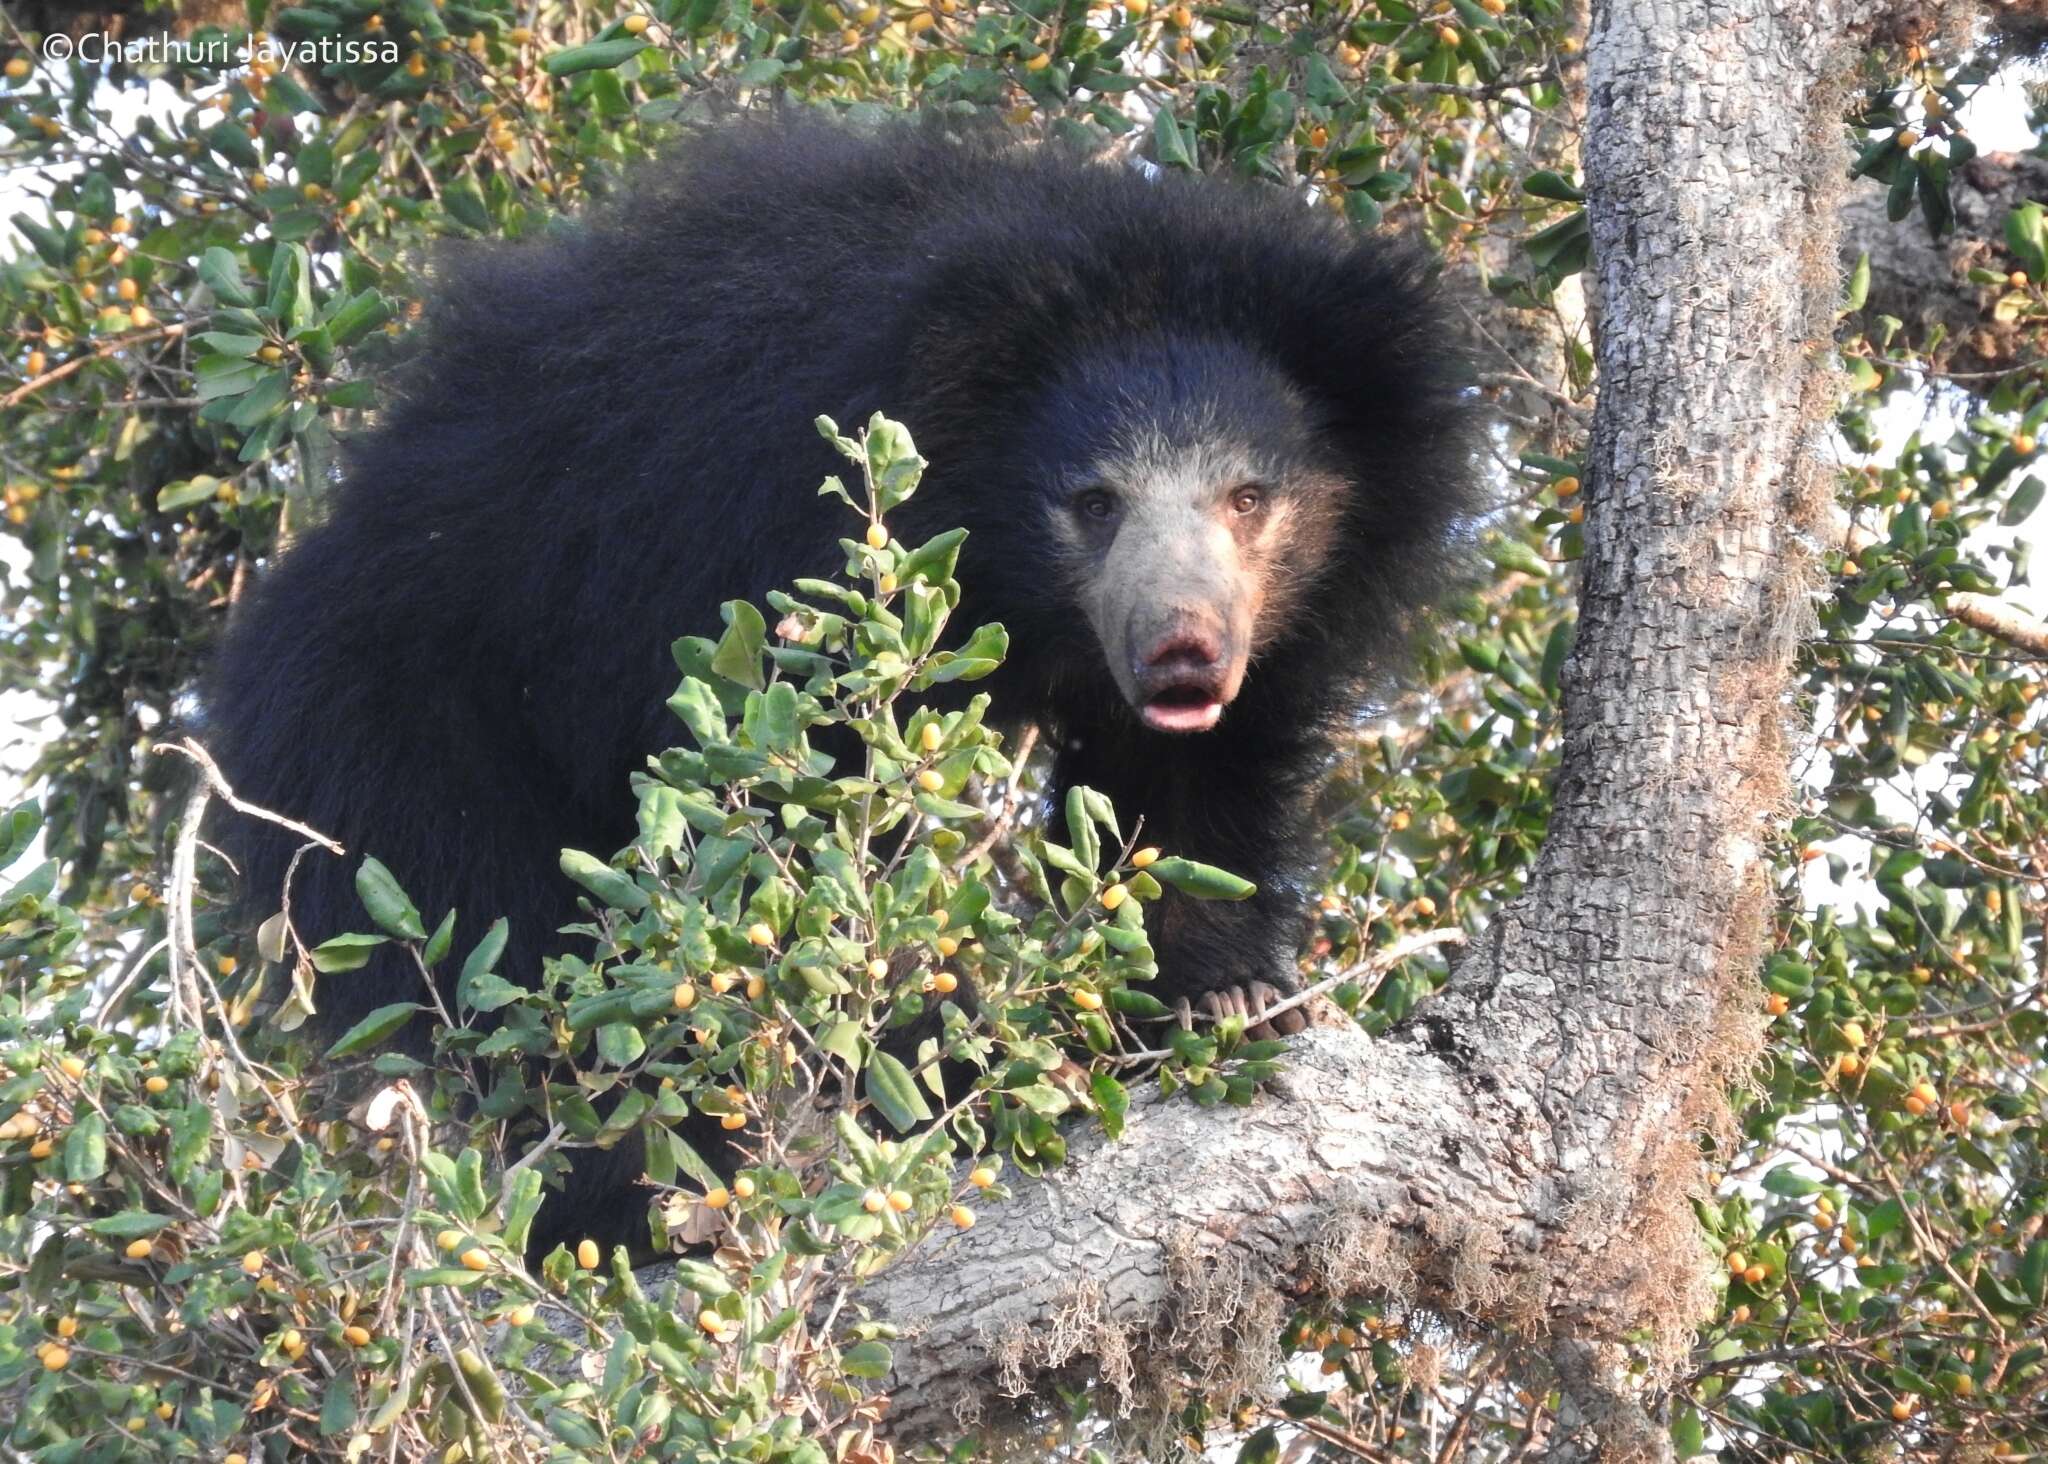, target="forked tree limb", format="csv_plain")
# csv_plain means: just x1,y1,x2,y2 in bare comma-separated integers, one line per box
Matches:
833,1,1881,1456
